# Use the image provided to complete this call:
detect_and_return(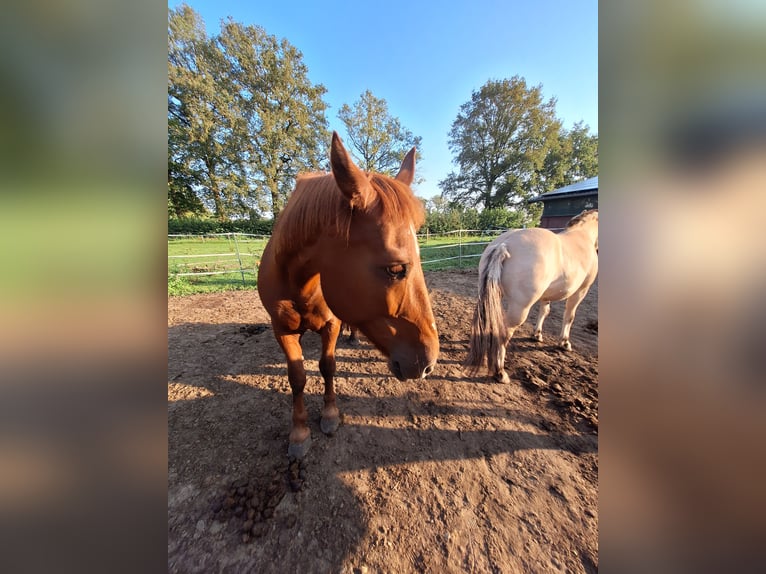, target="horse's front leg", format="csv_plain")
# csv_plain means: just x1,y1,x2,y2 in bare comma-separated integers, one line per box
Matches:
276,332,311,459
559,287,590,351
318,319,342,435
